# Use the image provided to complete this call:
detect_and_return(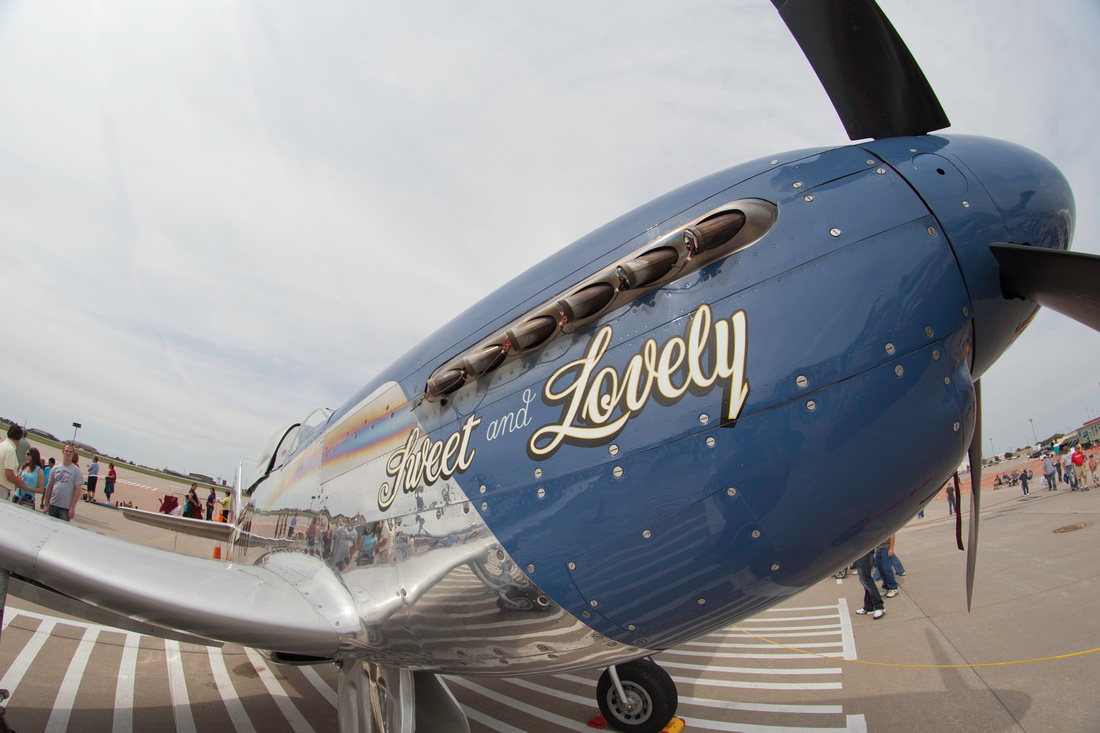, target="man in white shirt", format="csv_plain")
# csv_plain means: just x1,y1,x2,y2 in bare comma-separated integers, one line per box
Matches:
1,424,33,501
